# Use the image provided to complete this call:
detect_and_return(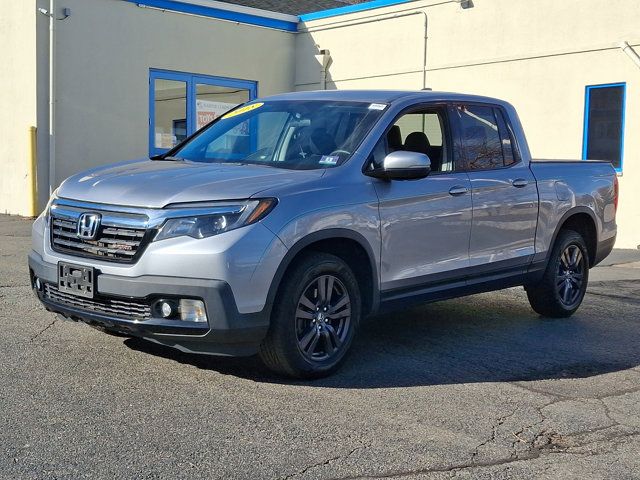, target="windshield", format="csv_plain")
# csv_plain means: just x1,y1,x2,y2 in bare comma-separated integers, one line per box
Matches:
171,100,387,170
